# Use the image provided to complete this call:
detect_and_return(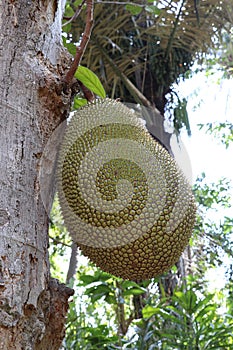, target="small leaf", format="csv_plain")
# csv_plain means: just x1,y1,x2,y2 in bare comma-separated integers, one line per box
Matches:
75,66,106,98
85,284,111,302
62,22,72,34
142,305,160,319
73,97,87,109
79,274,97,285
145,5,161,15
121,280,142,289
62,36,76,55
105,294,116,304
73,0,83,5
125,4,142,15
64,4,74,18
123,288,146,296
95,270,113,281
